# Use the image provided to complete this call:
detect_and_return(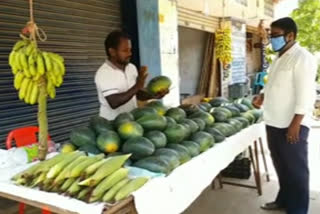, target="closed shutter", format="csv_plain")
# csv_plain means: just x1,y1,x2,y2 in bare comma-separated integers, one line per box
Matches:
0,0,121,148
177,6,219,33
